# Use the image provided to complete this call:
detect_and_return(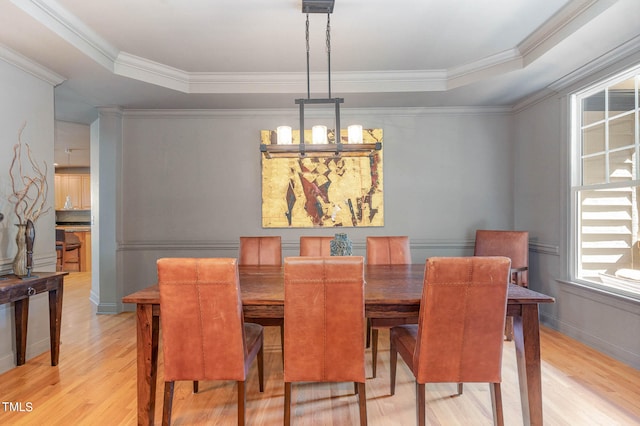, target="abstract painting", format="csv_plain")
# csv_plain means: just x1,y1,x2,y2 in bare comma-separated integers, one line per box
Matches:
261,129,384,228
